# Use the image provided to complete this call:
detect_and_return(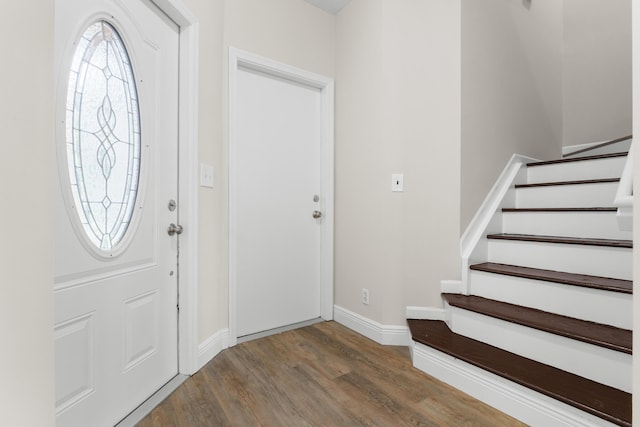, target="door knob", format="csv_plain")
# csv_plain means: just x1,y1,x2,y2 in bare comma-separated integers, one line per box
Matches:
167,223,183,236
312,210,322,219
